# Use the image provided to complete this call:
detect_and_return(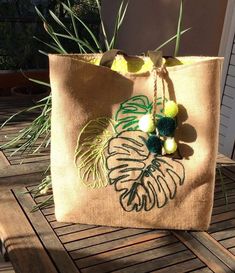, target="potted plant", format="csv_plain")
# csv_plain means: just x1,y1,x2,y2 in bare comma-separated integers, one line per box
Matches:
1,0,200,211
